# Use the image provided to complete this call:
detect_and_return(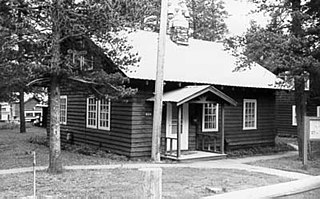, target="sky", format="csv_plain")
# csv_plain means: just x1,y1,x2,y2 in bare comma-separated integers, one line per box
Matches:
223,0,270,36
